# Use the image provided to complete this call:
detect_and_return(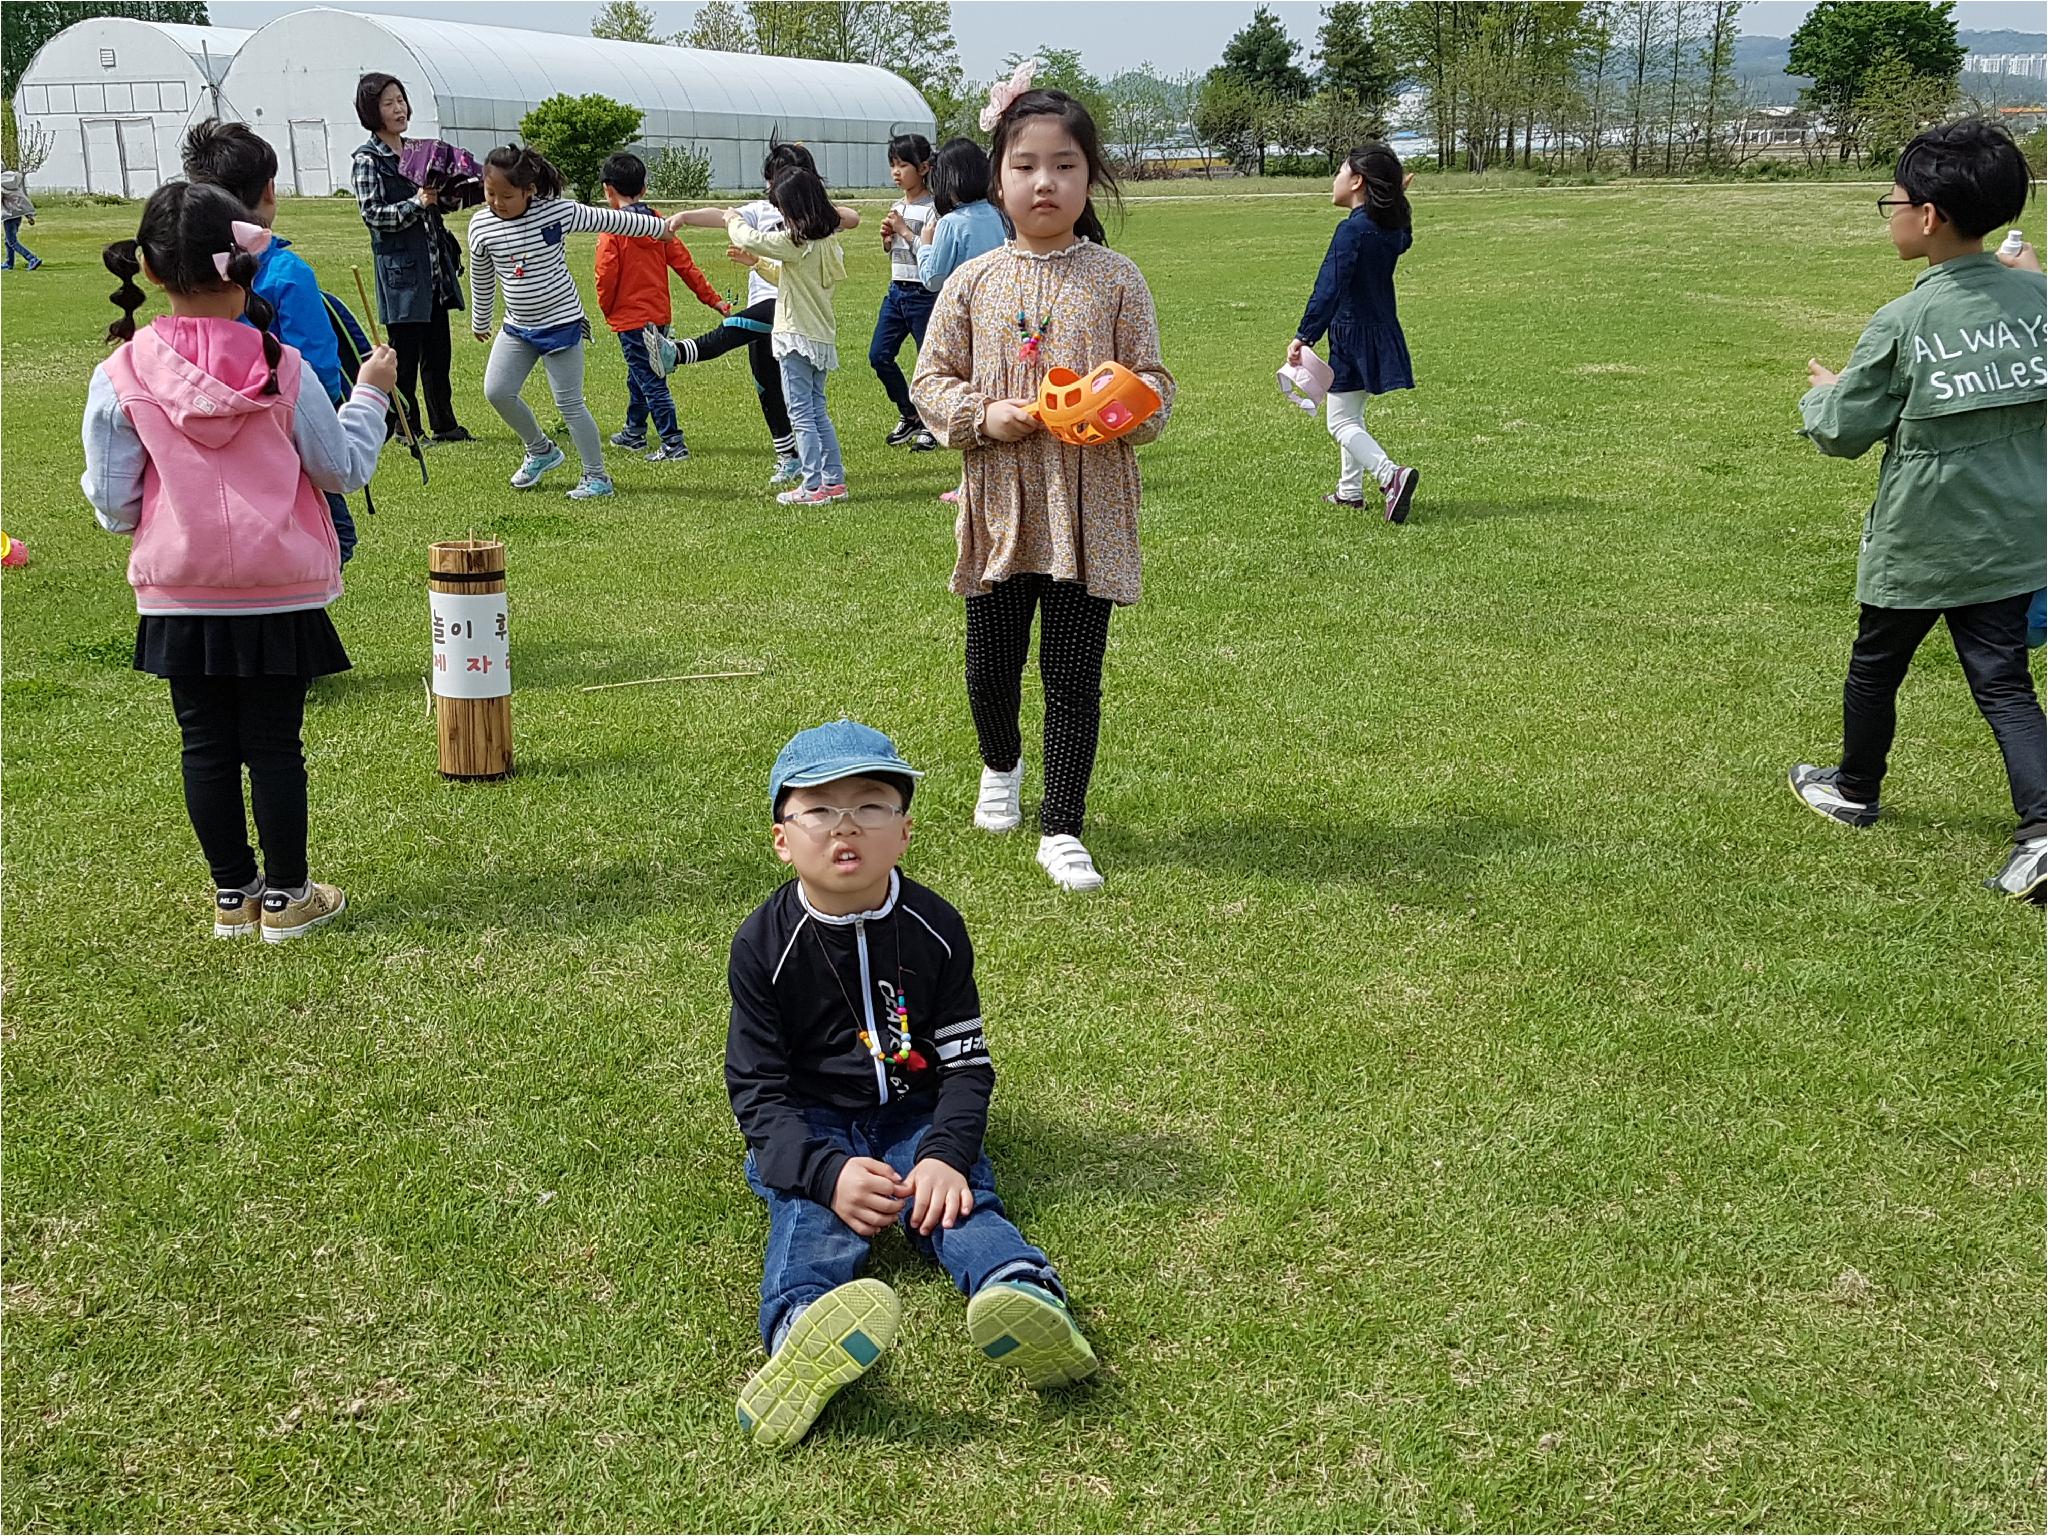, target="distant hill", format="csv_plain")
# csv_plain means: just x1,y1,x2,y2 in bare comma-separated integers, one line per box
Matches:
1735,28,2043,106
